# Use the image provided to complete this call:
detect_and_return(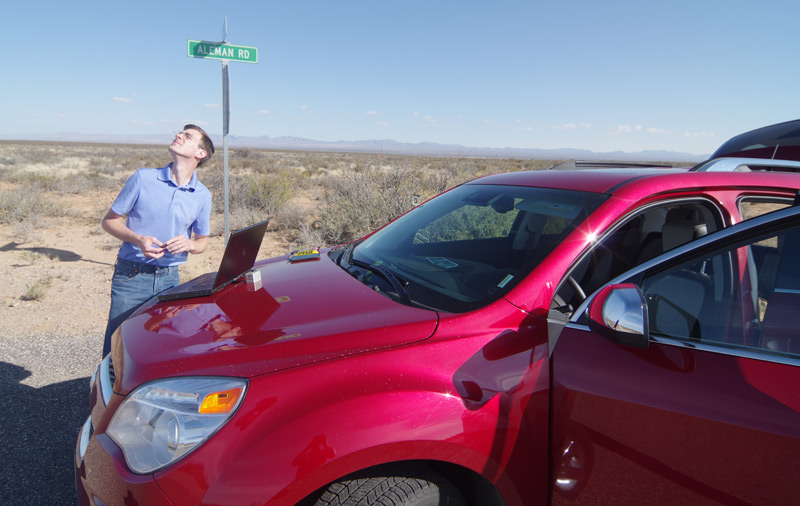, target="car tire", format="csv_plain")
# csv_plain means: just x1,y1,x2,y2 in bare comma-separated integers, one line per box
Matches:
313,463,466,506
